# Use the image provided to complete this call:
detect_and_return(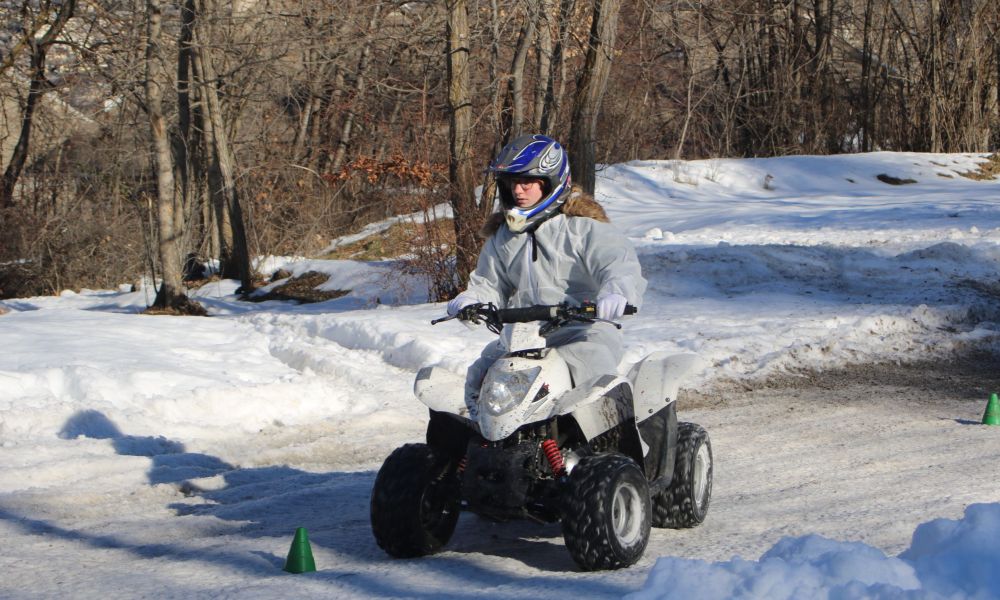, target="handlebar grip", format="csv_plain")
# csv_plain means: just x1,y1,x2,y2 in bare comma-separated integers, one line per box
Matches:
624,304,638,315
497,305,559,323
